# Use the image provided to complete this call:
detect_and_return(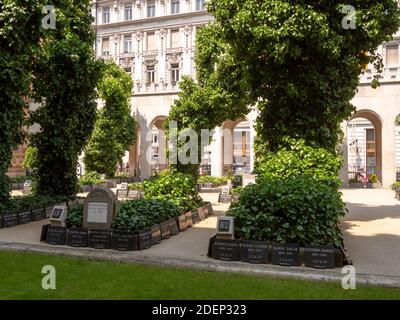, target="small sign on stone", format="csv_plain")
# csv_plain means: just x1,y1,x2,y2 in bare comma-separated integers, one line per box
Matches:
240,240,269,264
46,226,67,245
88,229,111,249
271,243,301,266
111,230,138,251
304,245,336,269
212,239,240,261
